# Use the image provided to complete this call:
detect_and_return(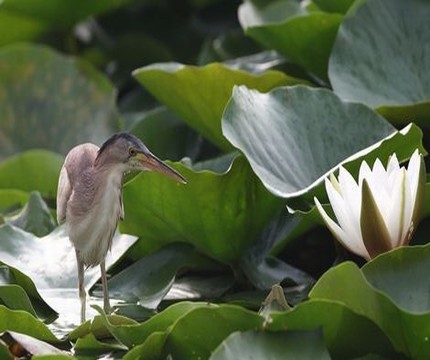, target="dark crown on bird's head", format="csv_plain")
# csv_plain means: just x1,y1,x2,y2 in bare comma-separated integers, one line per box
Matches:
97,133,147,157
